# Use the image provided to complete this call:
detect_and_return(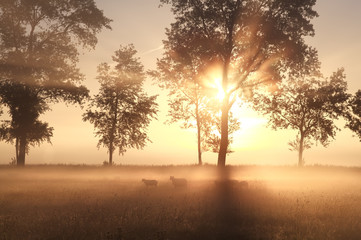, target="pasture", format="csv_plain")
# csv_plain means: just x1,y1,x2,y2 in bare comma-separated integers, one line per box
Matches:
0,165,361,240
